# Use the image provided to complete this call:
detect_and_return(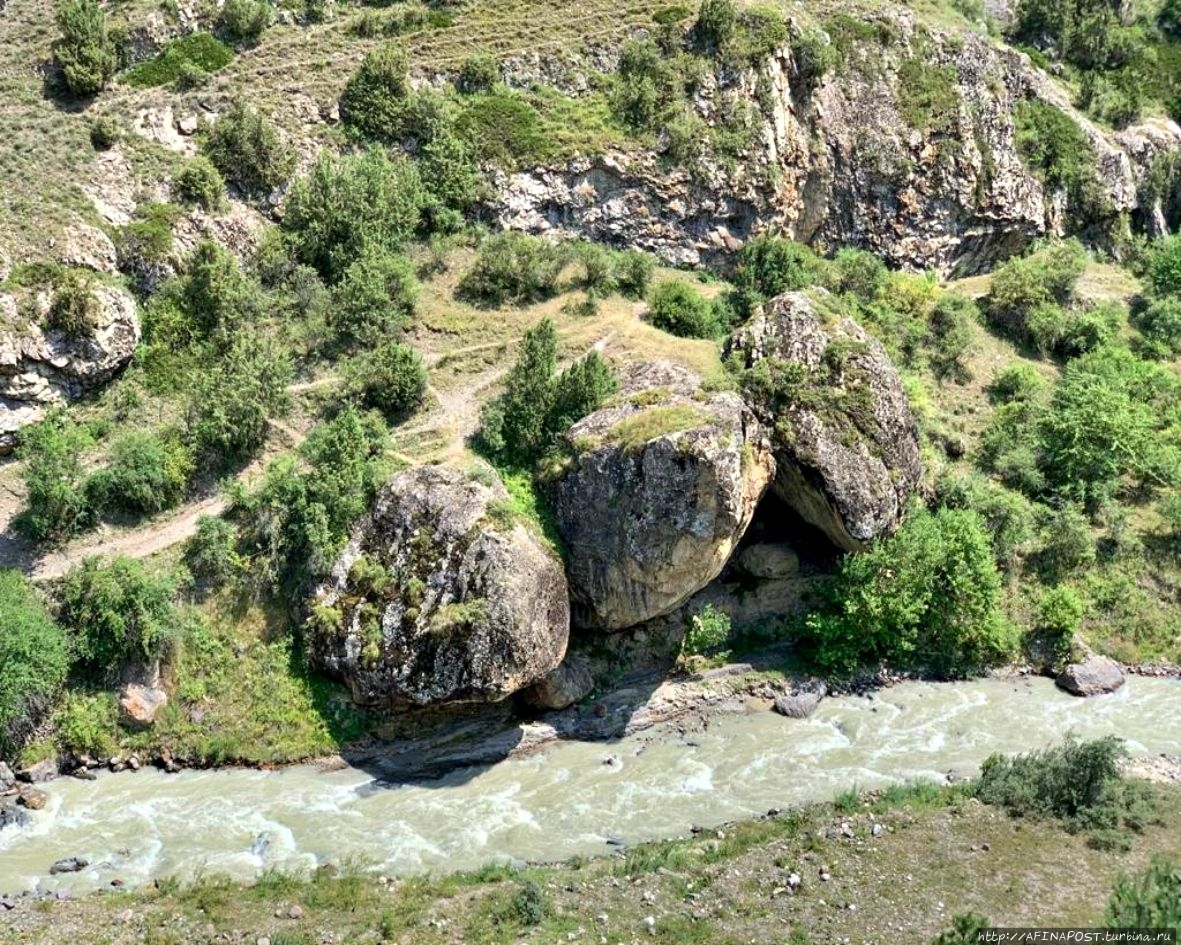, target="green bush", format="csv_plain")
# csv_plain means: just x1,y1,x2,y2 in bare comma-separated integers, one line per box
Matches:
682,603,732,657
735,234,827,304
182,238,263,339
331,247,419,345
86,430,193,518
927,293,976,380
186,332,291,468
54,0,118,96
284,148,425,282
183,516,241,587
89,115,121,150
1105,857,1181,929
804,507,1016,677
340,44,411,142
458,53,499,93
218,0,271,43
613,249,656,299
1036,584,1086,645
171,60,210,91
511,879,550,927
15,410,95,543
1137,297,1181,357
454,92,550,167
0,572,70,761
457,232,571,306
646,280,720,338
115,203,177,271
931,914,991,945
987,363,1049,404
1026,299,1123,359
985,240,1088,348
1036,504,1097,575
200,98,294,196
694,0,738,51
1147,234,1181,298
46,268,100,336
173,155,225,211
345,341,428,418
125,34,233,88
611,38,684,130
1014,101,1110,225
932,472,1035,570
61,556,177,670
